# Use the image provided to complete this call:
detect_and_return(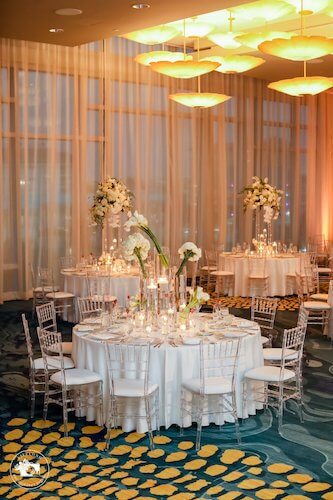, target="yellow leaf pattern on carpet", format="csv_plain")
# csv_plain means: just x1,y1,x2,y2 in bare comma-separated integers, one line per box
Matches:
184,459,207,470
220,449,245,464
165,451,187,462
268,463,294,474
